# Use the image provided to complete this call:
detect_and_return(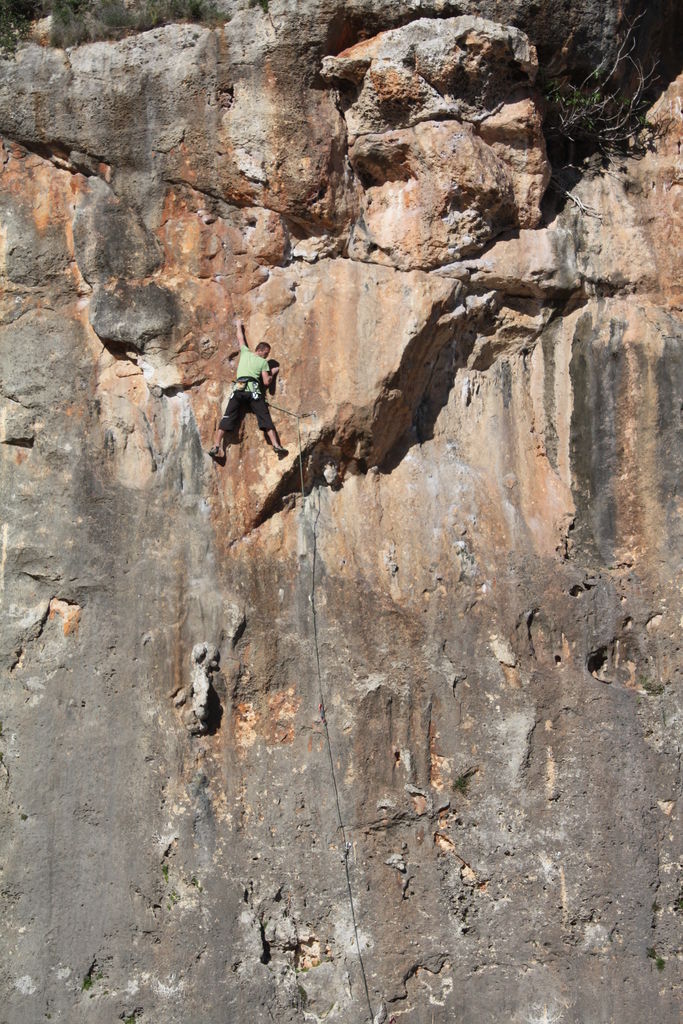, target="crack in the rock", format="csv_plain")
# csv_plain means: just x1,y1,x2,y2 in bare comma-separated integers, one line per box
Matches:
9,603,50,673
3,134,109,178
246,284,464,529
348,101,509,148
228,265,596,540
0,304,60,330
1,436,33,449
165,175,306,230
153,378,207,399
19,569,62,584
